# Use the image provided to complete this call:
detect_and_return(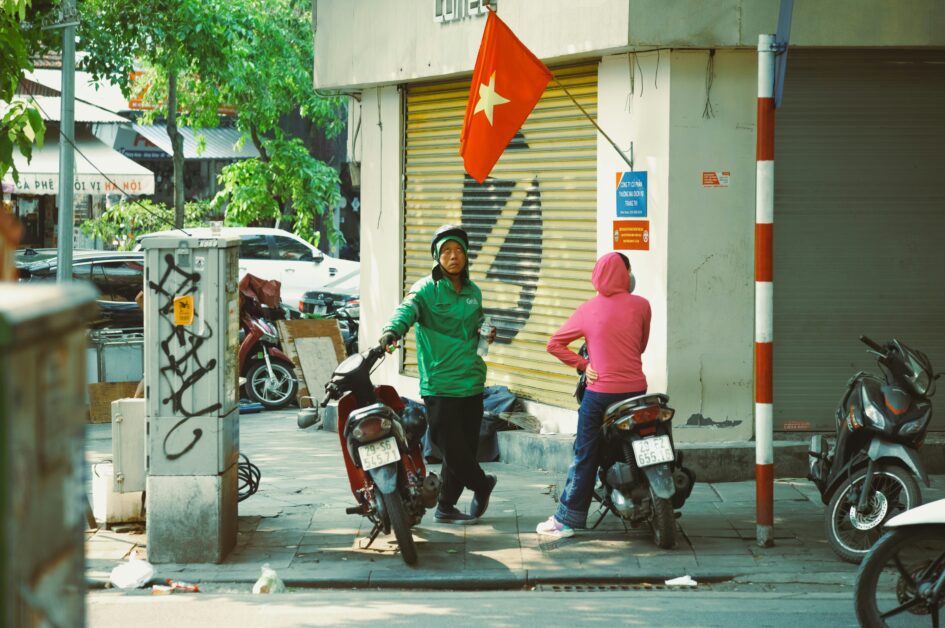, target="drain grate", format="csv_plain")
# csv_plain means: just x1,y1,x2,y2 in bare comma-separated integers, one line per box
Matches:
539,583,681,592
